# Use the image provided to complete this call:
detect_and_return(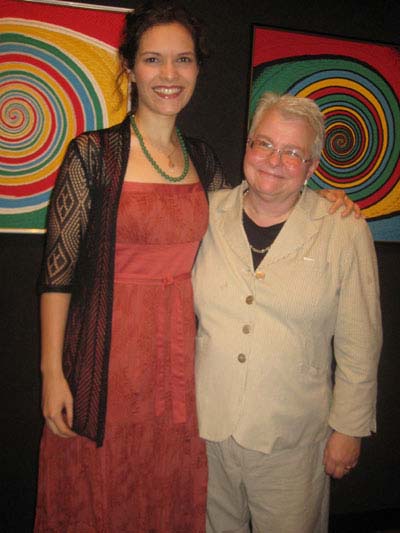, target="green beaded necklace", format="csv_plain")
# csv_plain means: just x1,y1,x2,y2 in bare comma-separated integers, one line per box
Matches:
130,115,189,183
